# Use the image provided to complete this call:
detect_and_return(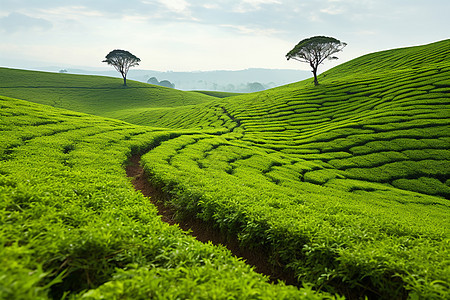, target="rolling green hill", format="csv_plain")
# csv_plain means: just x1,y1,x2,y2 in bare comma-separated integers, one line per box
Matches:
1,39,449,299
136,39,450,299
0,67,216,123
140,39,450,198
